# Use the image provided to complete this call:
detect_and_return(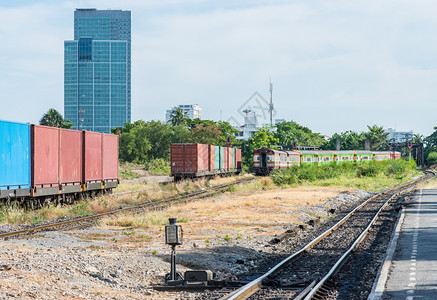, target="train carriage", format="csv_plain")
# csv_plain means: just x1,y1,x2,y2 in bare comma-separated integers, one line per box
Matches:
314,150,336,166
253,147,403,176
372,151,391,161
295,150,318,165
333,150,355,163
354,150,373,162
